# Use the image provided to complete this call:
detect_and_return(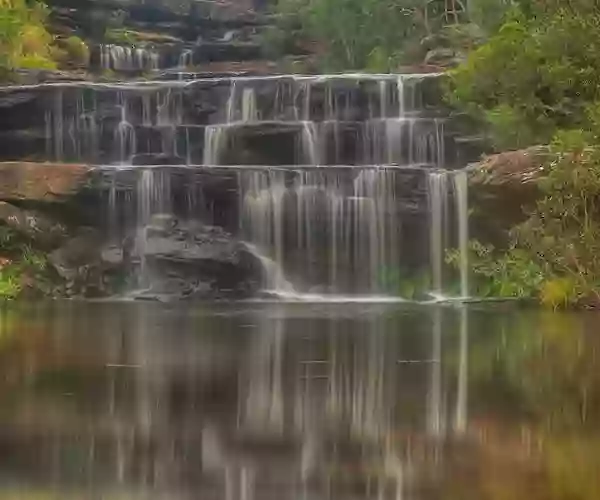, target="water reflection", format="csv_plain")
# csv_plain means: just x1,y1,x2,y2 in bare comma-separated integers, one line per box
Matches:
0,302,598,499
